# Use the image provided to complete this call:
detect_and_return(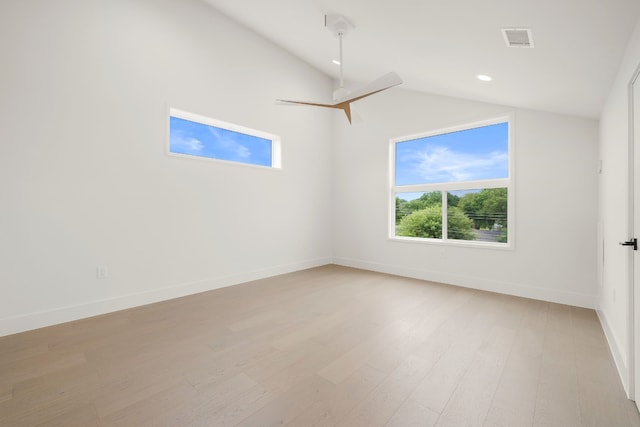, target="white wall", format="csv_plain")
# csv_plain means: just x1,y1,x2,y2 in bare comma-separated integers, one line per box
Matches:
332,89,599,308
598,16,640,395
0,0,334,336
0,0,607,343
